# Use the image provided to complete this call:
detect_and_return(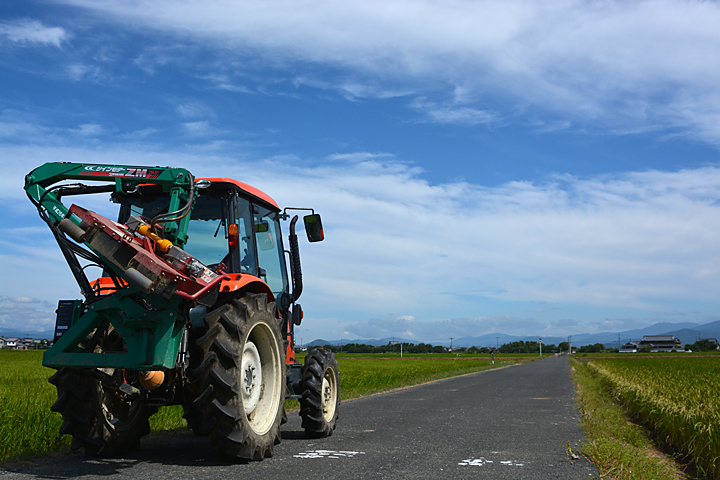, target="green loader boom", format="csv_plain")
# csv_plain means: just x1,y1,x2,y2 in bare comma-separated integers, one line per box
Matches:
25,162,219,370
